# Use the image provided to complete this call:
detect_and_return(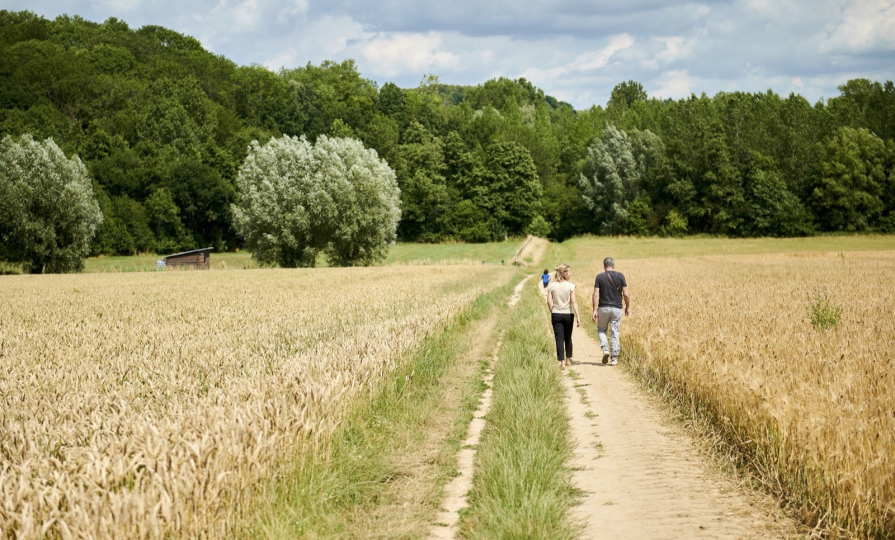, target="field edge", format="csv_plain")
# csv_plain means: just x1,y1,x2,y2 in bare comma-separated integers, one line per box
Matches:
241,270,521,538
